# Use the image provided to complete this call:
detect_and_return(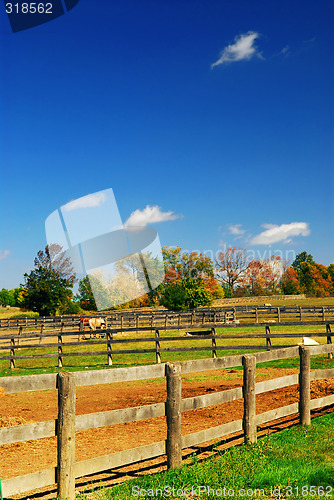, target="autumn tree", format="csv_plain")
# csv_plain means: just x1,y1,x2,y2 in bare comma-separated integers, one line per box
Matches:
280,267,302,295
215,247,248,294
160,247,222,310
240,256,283,296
